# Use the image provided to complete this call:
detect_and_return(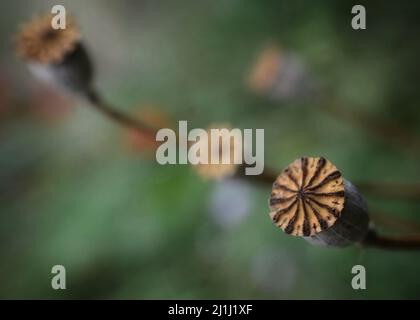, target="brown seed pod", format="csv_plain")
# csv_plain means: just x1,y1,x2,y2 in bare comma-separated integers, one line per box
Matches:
269,157,369,247
27,42,93,95
15,13,80,65
15,13,93,95
247,45,316,100
247,45,282,95
191,123,241,181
